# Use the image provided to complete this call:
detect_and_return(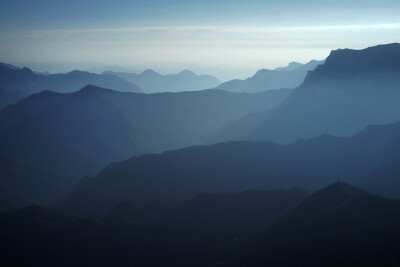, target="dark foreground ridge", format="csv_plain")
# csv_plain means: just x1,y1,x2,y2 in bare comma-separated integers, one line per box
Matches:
2,183,400,266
